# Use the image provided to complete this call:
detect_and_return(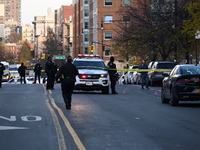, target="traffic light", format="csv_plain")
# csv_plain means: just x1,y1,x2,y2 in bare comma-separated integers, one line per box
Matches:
41,53,46,59
90,45,95,52
88,46,91,52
